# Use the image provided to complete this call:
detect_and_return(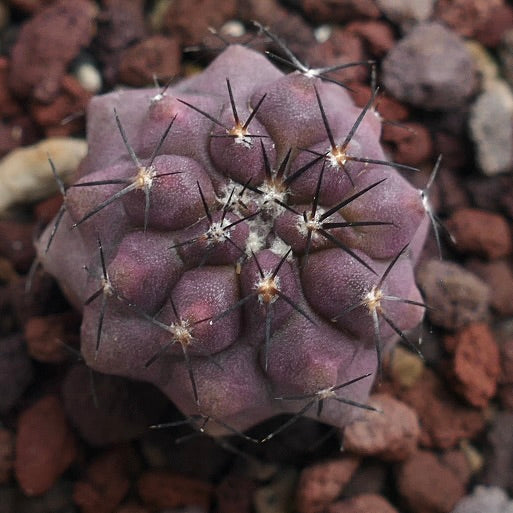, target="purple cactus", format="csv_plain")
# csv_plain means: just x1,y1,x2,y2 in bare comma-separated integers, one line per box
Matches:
36,41,429,439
